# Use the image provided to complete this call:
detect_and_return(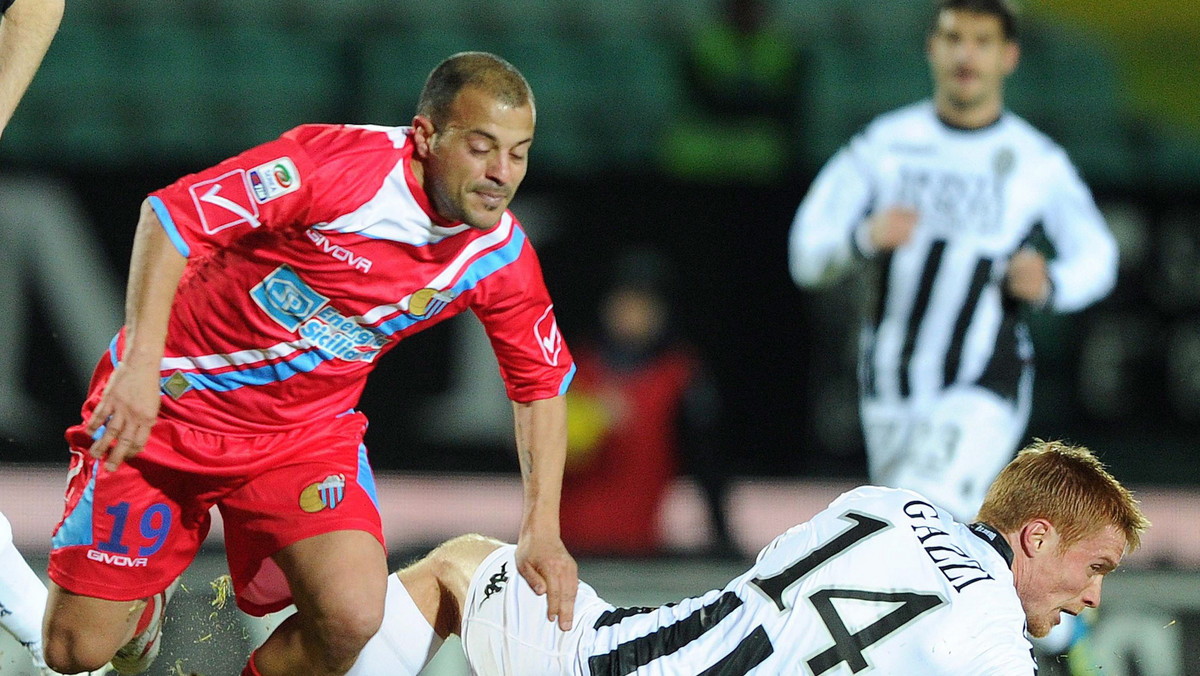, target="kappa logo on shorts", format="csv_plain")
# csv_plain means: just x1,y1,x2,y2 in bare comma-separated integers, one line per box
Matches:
299,474,347,513
250,264,330,331
482,562,508,604
249,157,301,203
